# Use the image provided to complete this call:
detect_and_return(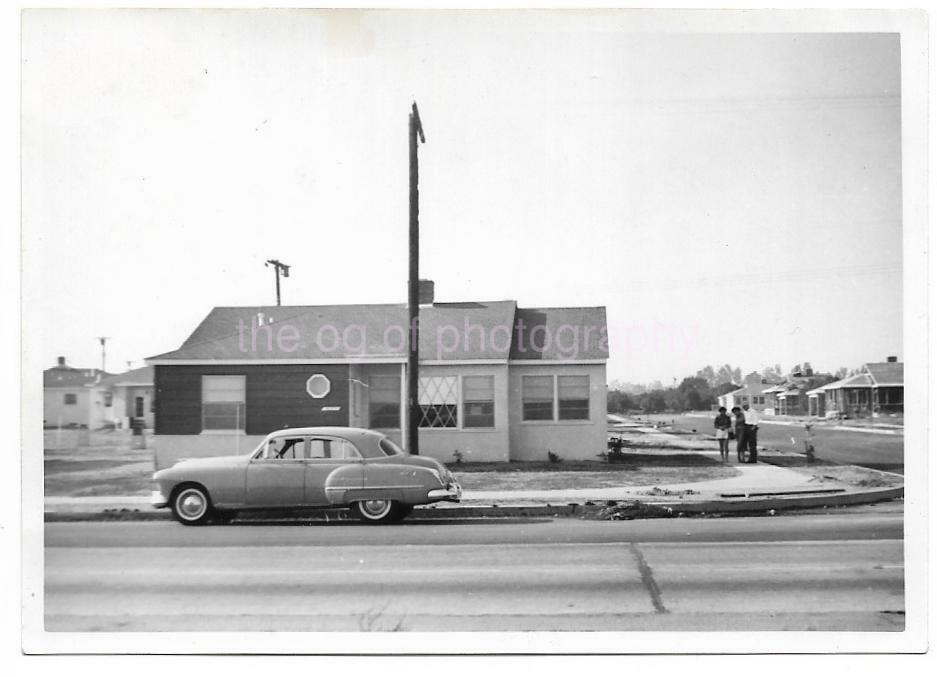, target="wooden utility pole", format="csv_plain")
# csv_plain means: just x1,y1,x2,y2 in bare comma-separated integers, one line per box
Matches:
407,102,425,454
265,259,291,306
96,336,109,373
